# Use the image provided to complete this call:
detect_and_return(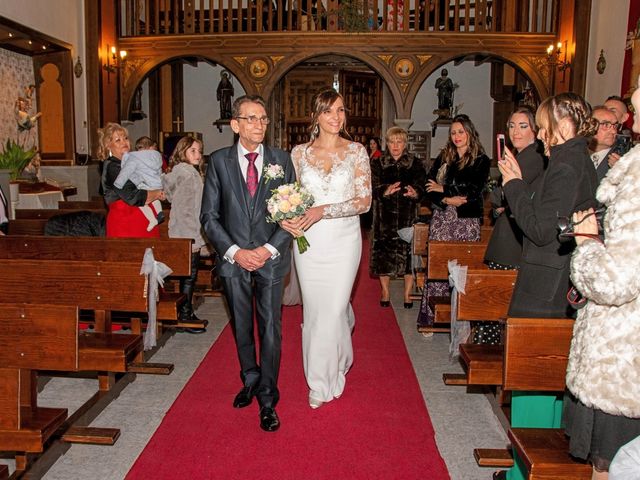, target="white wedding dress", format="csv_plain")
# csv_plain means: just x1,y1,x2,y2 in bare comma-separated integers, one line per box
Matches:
291,141,372,404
